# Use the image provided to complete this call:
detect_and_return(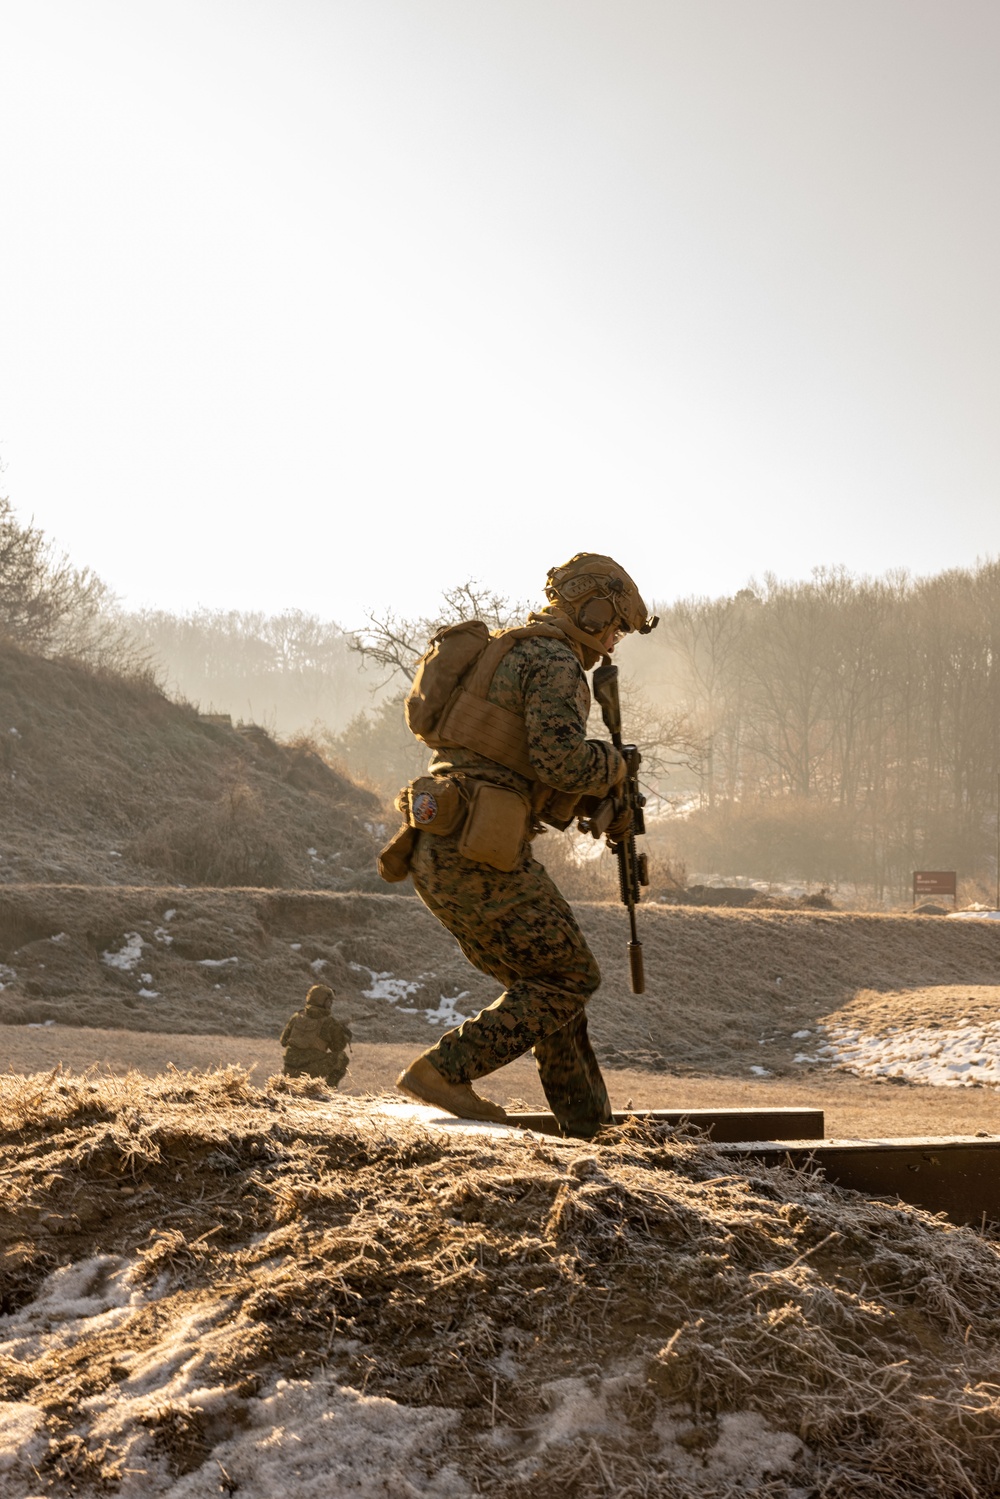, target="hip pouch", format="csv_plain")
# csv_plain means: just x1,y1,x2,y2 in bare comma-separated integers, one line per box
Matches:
398,775,467,836
377,823,418,883
457,780,530,872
